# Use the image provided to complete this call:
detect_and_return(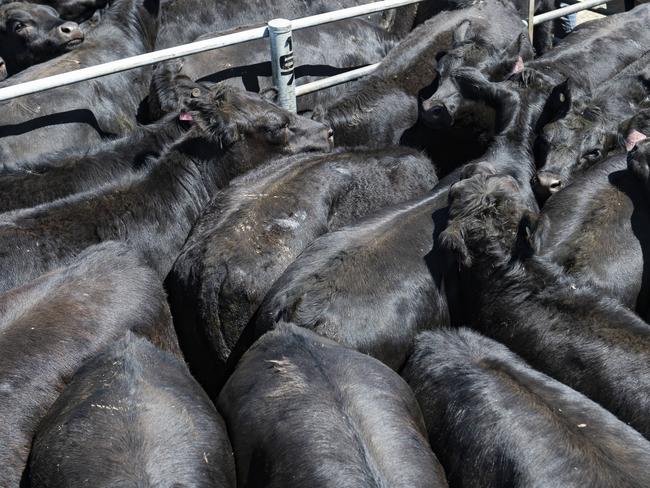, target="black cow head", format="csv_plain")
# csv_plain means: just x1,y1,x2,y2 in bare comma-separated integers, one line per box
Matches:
421,28,532,130
0,2,84,75
440,163,538,268
533,101,618,200
149,61,333,158
180,84,334,159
